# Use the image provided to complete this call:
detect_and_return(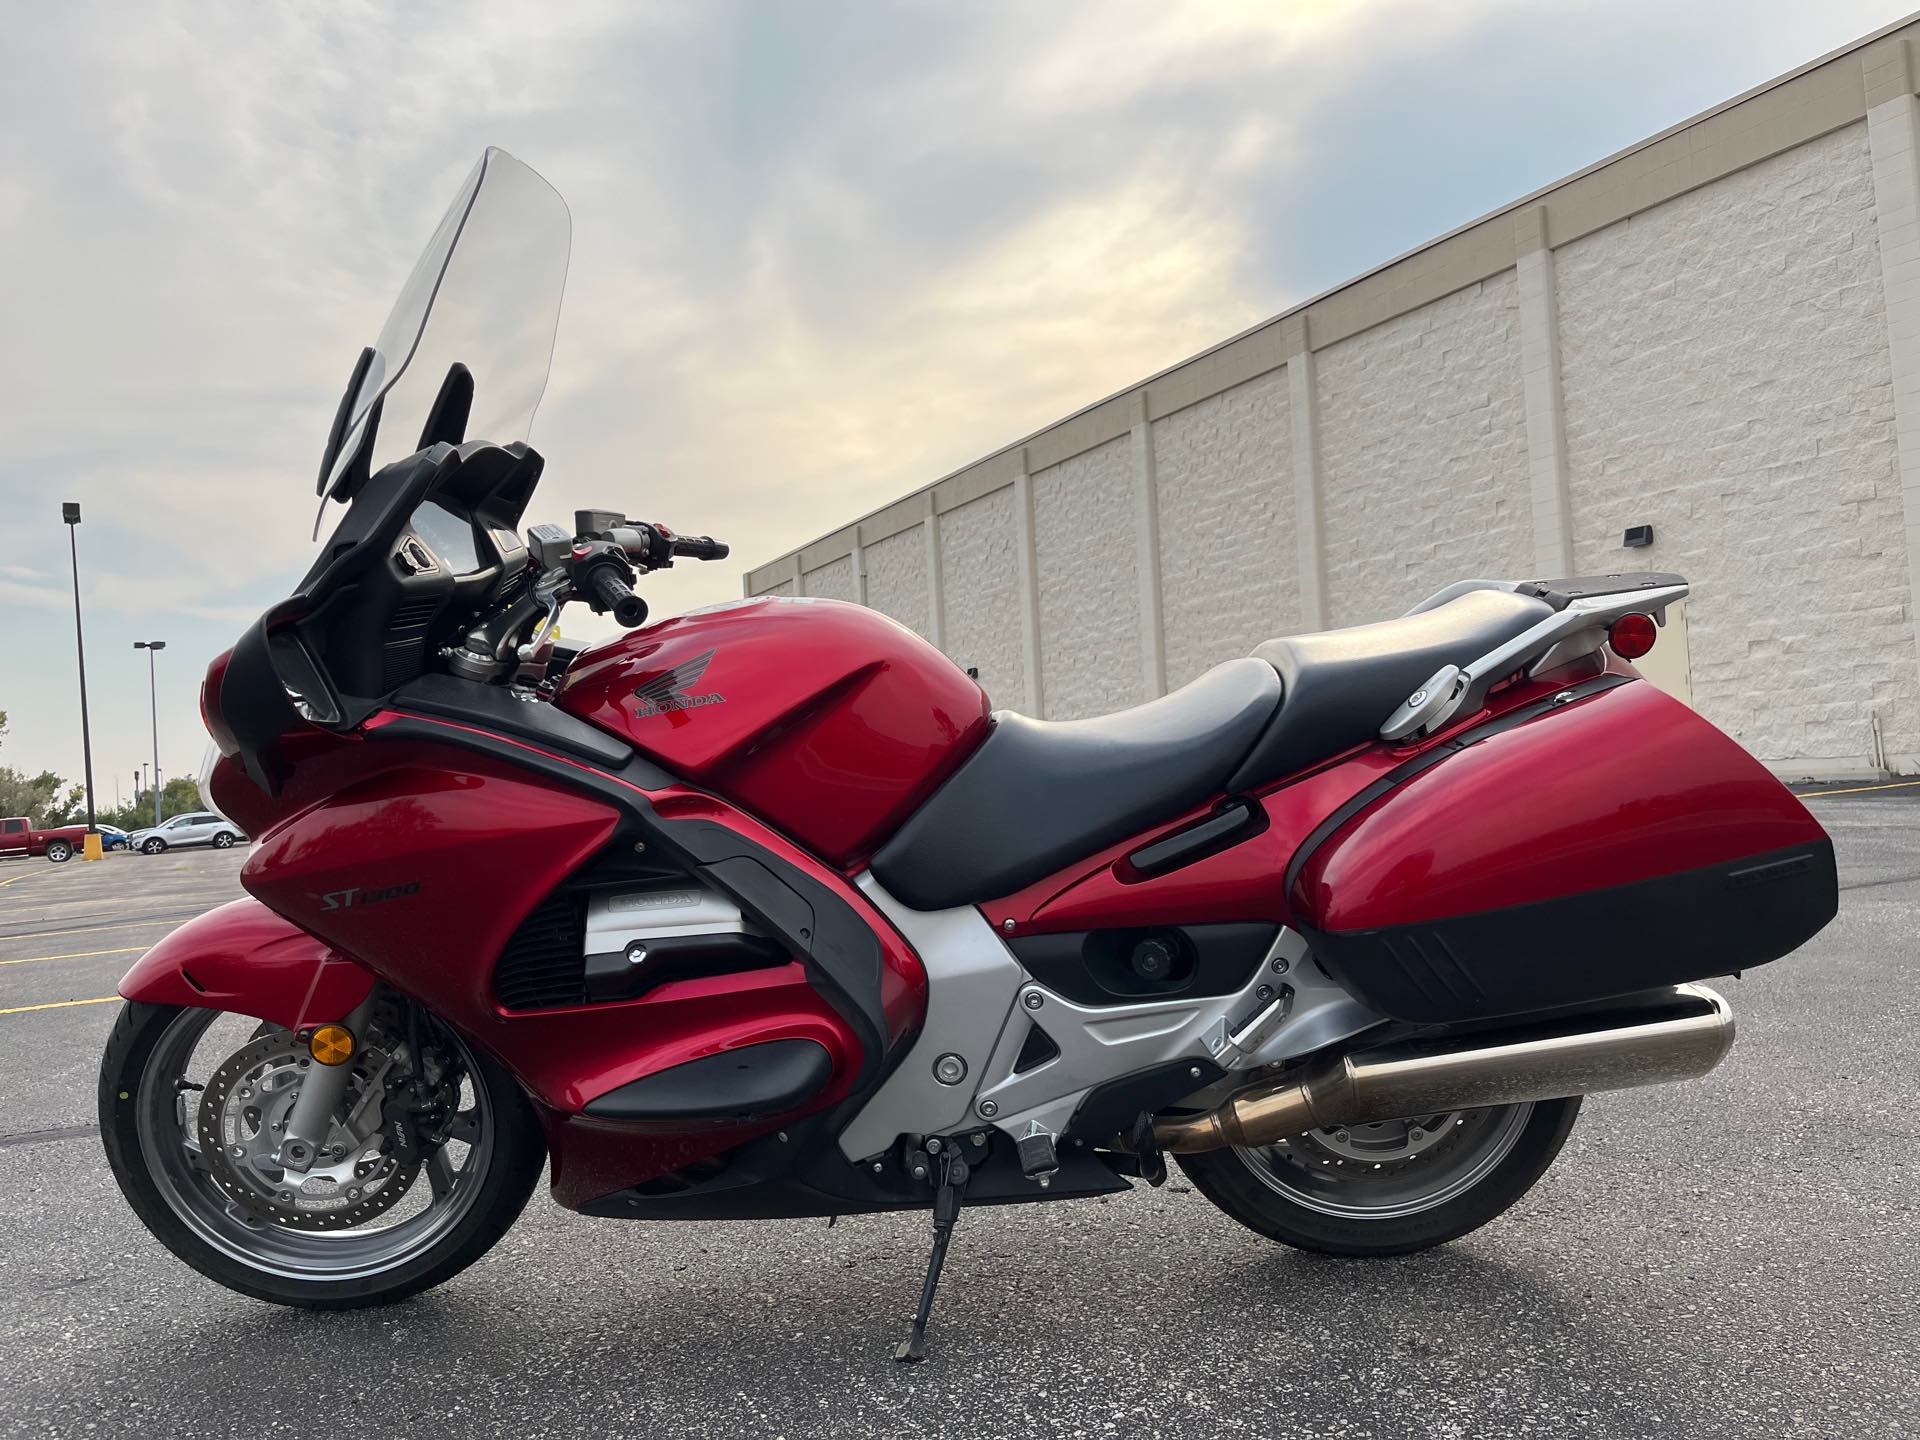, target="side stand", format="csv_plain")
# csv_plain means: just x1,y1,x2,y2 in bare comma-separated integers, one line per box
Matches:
894,1148,971,1363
